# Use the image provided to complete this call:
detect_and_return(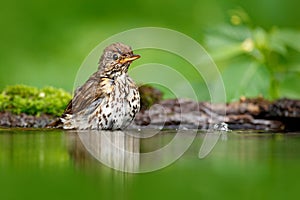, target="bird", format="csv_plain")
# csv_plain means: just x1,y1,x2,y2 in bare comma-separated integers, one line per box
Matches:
48,42,141,130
